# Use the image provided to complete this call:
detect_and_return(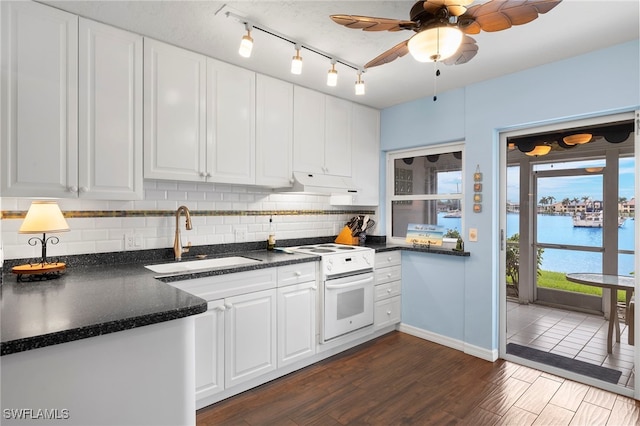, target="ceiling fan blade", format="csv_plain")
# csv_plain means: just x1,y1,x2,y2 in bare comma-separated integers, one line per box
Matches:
442,35,478,65
461,0,562,33
364,40,410,68
330,14,416,32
